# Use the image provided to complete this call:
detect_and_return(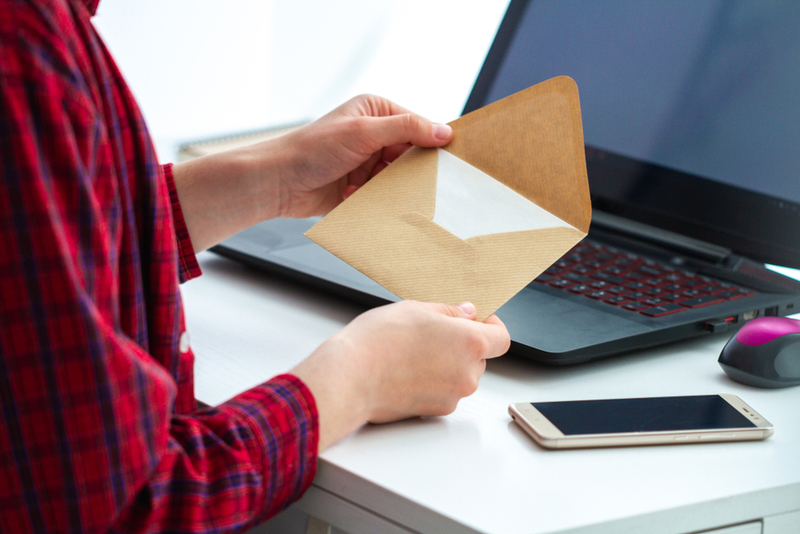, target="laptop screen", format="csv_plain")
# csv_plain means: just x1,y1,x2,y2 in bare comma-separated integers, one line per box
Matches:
465,0,800,268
